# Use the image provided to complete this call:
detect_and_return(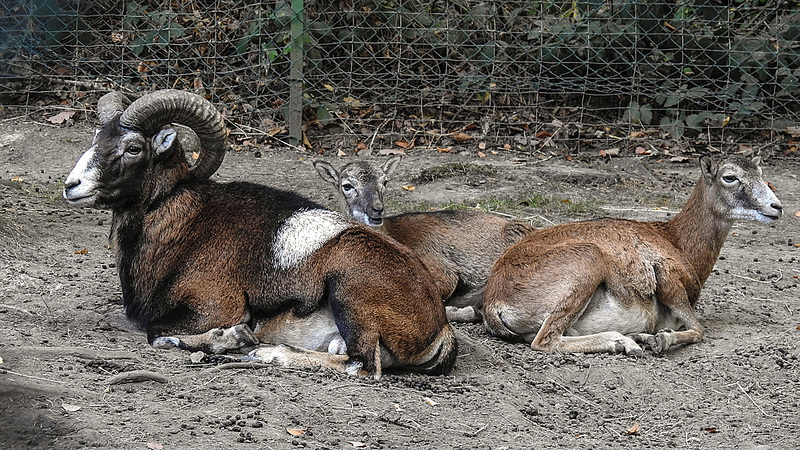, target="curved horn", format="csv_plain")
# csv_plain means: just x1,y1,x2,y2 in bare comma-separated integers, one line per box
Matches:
96,92,132,126
118,89,228,180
